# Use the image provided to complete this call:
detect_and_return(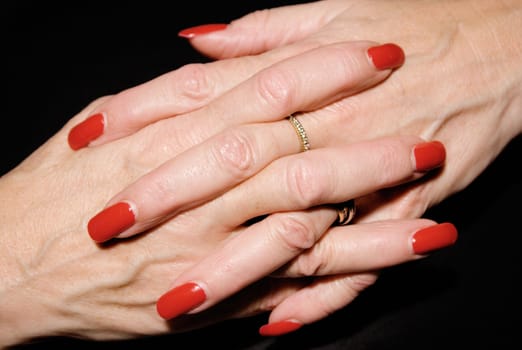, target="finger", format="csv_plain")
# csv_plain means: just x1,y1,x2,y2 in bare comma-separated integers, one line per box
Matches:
86,122,294,243
179,1,348,59
152,136,446,320
67,41,403,151
86,42,405,243
66,58,260,150
258,221,458,336
259,272,379,336
155,206,336,321
273,220,458,277
165,222,459,334
208,136,446,229
165,278,310,333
